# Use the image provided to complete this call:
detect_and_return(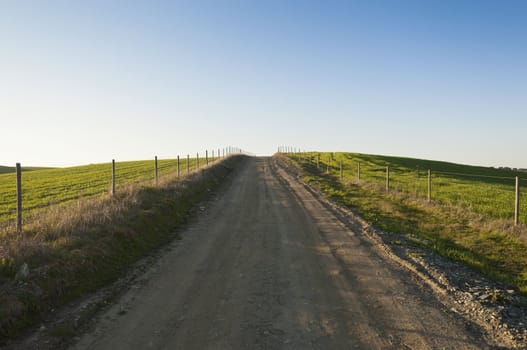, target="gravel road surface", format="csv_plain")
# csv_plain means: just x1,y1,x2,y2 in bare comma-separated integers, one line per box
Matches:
72,157,489,349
